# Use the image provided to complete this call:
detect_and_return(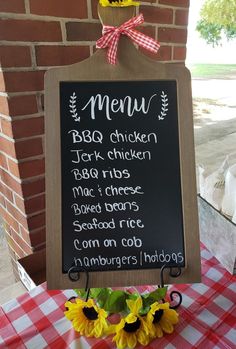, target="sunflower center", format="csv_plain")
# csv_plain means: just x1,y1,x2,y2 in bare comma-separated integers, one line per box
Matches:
124,318,141,333
153,309,164,324
82,307,98,320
